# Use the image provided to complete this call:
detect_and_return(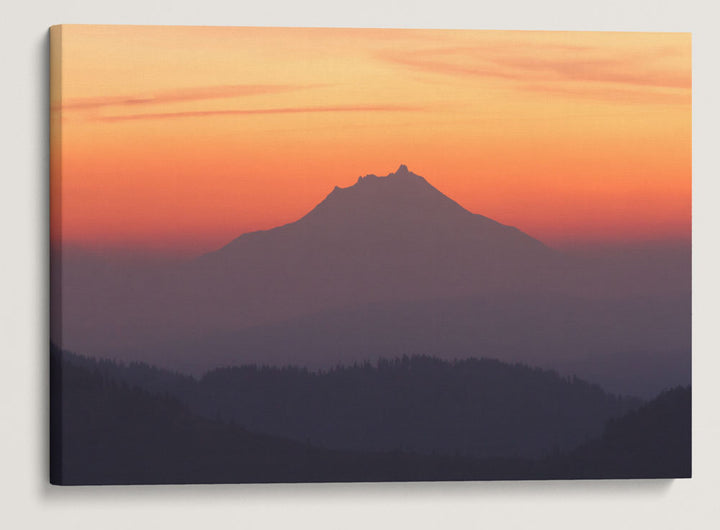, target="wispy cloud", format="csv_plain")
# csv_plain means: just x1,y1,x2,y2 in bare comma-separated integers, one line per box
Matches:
489,54,689,89
58,84,321,112
378,42,691,101
97,104,424,122
521,83,691,105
